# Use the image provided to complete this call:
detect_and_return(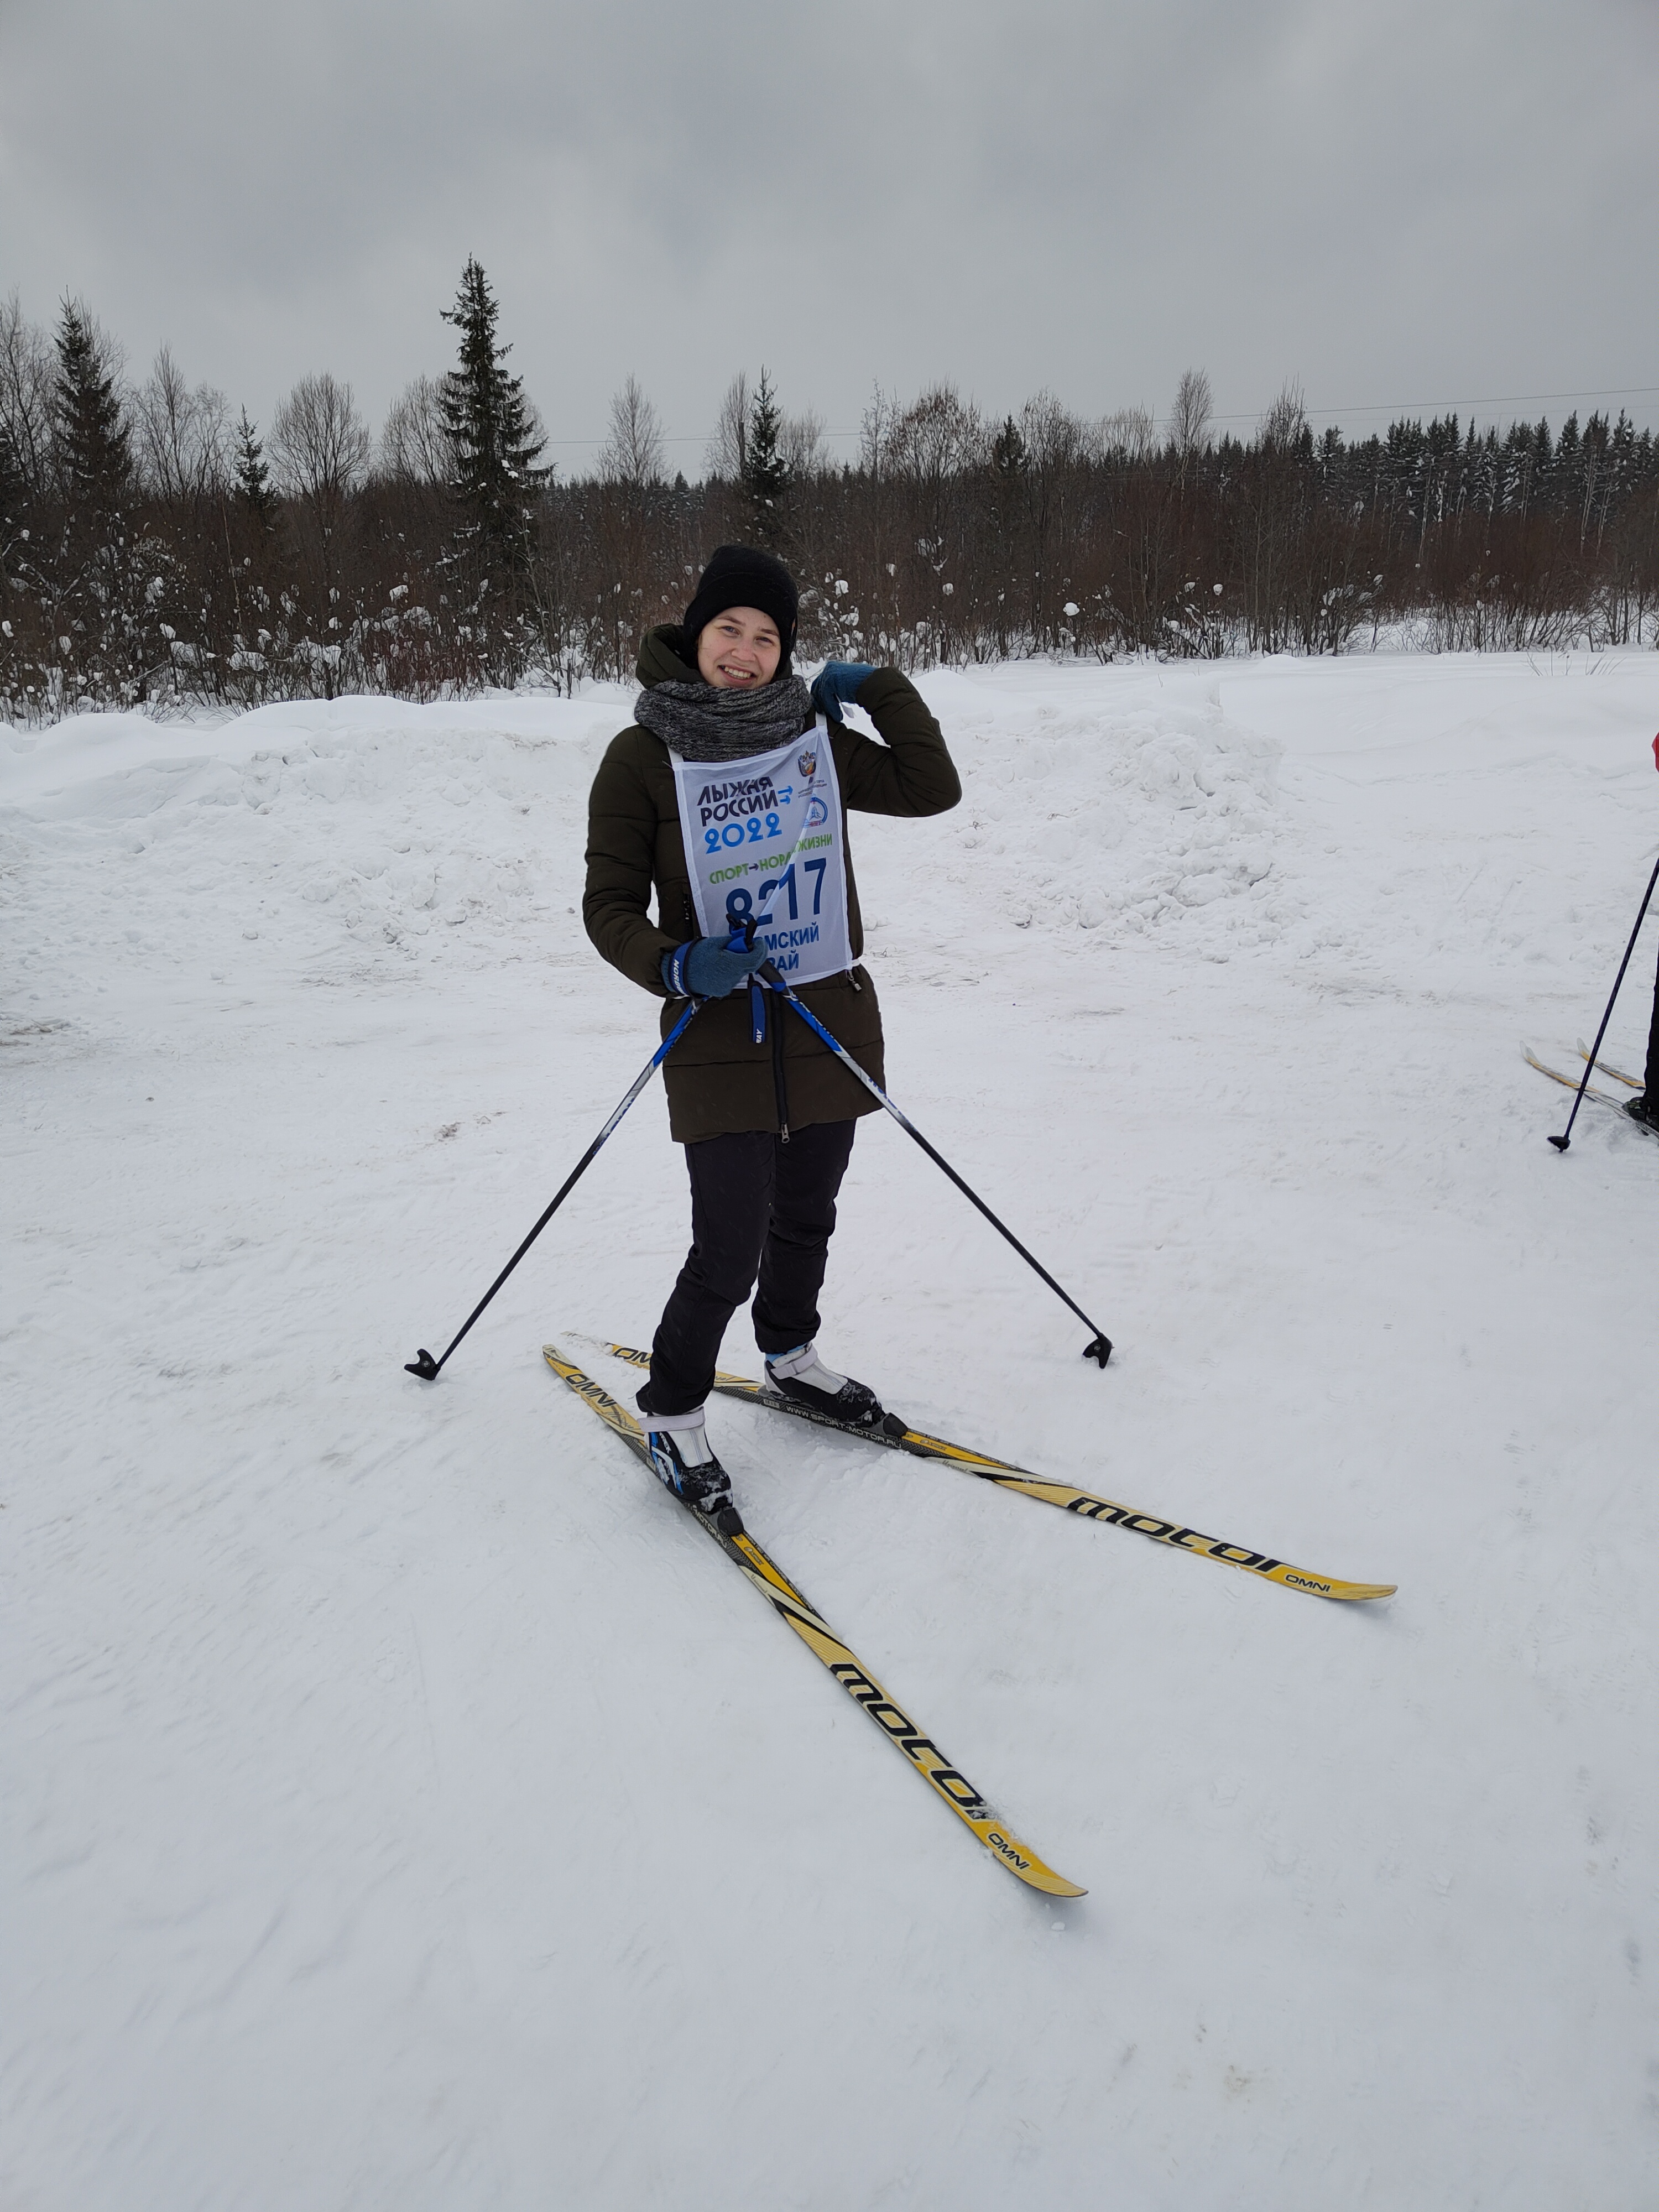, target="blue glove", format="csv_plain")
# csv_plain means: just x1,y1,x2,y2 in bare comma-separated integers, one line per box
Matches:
810,660,876,724
662,928,771,999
